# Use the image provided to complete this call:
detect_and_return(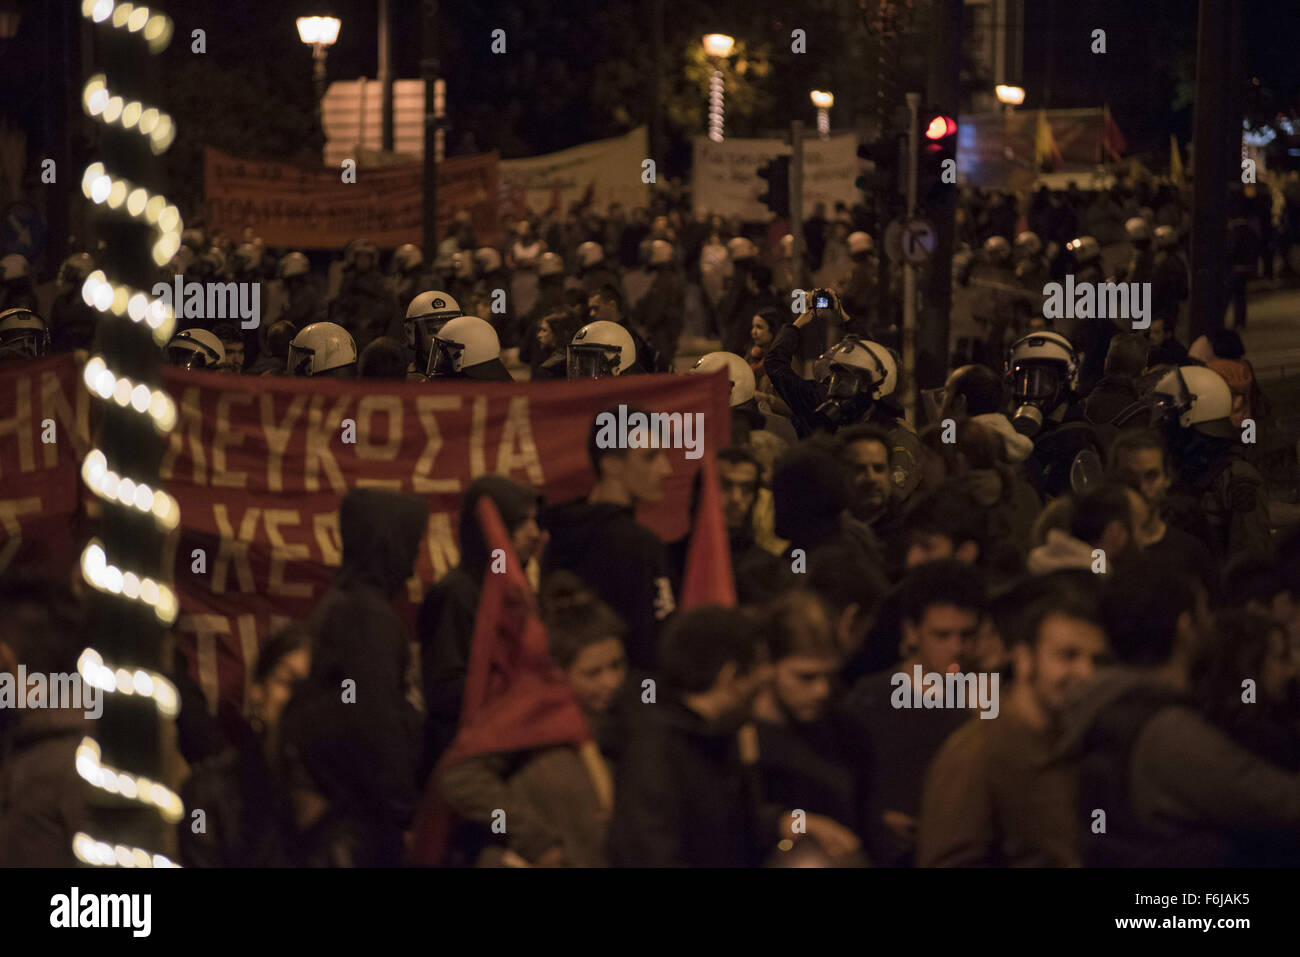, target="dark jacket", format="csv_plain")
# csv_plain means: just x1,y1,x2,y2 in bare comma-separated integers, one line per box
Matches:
609,698,780,866
1058,667,1300,866
282,488,428,864
542,500,675,672
1081,375,1140,428
0,708,85,867
181,739,293,867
